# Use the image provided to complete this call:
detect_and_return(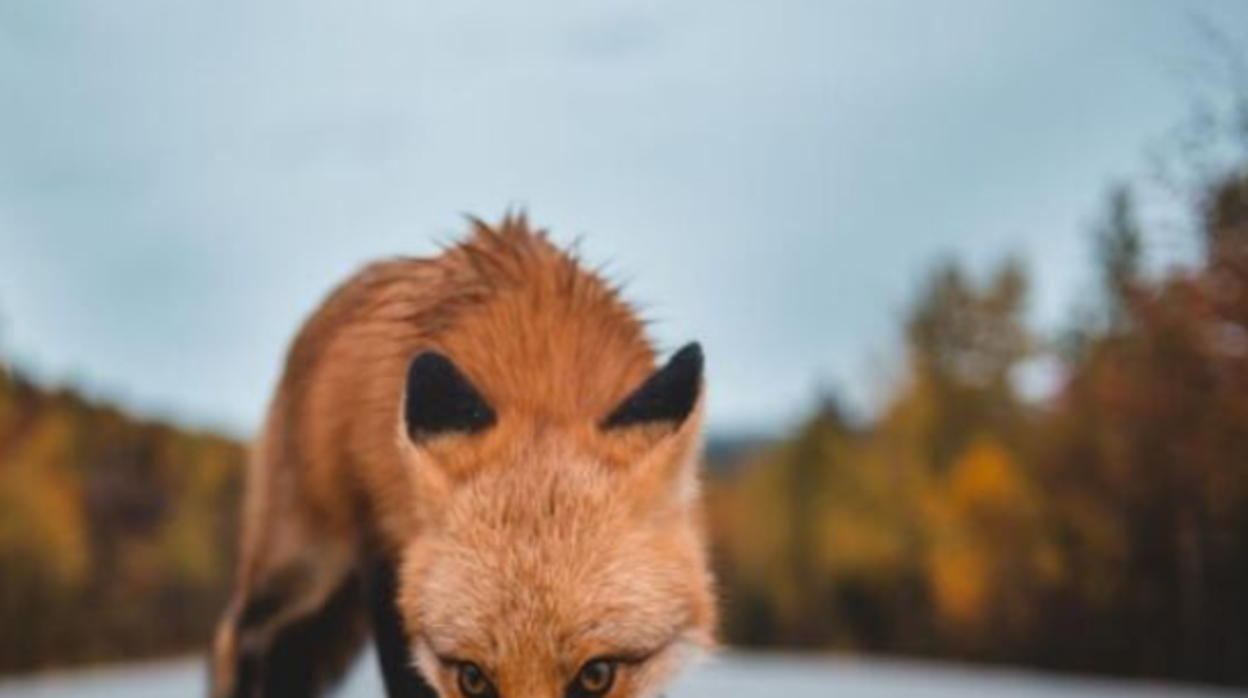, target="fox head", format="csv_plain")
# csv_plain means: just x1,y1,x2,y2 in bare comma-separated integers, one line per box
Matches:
396,343,715,698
